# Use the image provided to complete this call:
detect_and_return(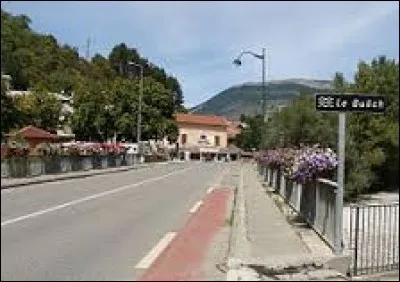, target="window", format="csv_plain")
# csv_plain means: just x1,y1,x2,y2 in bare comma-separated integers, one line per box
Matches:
215,136,220,146
181,134,187,145
200,134,207,140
